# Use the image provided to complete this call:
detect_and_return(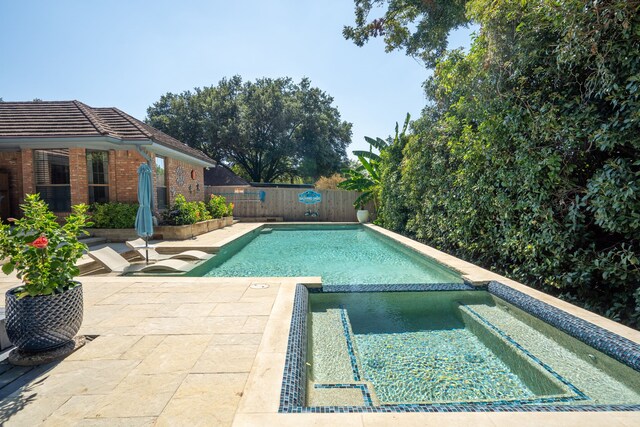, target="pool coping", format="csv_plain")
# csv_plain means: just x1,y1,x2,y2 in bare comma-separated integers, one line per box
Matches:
232,224,640,426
